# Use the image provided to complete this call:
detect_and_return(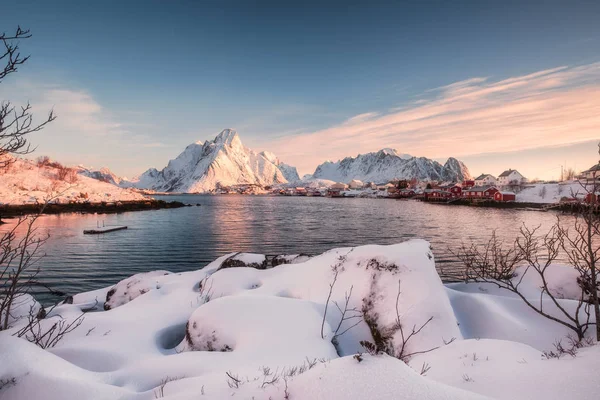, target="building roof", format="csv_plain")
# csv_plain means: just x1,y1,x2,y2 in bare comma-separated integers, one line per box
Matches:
499,191,515,195
474,174,495,181
583,164,600,173
465,186,498,192
498,169,521,178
